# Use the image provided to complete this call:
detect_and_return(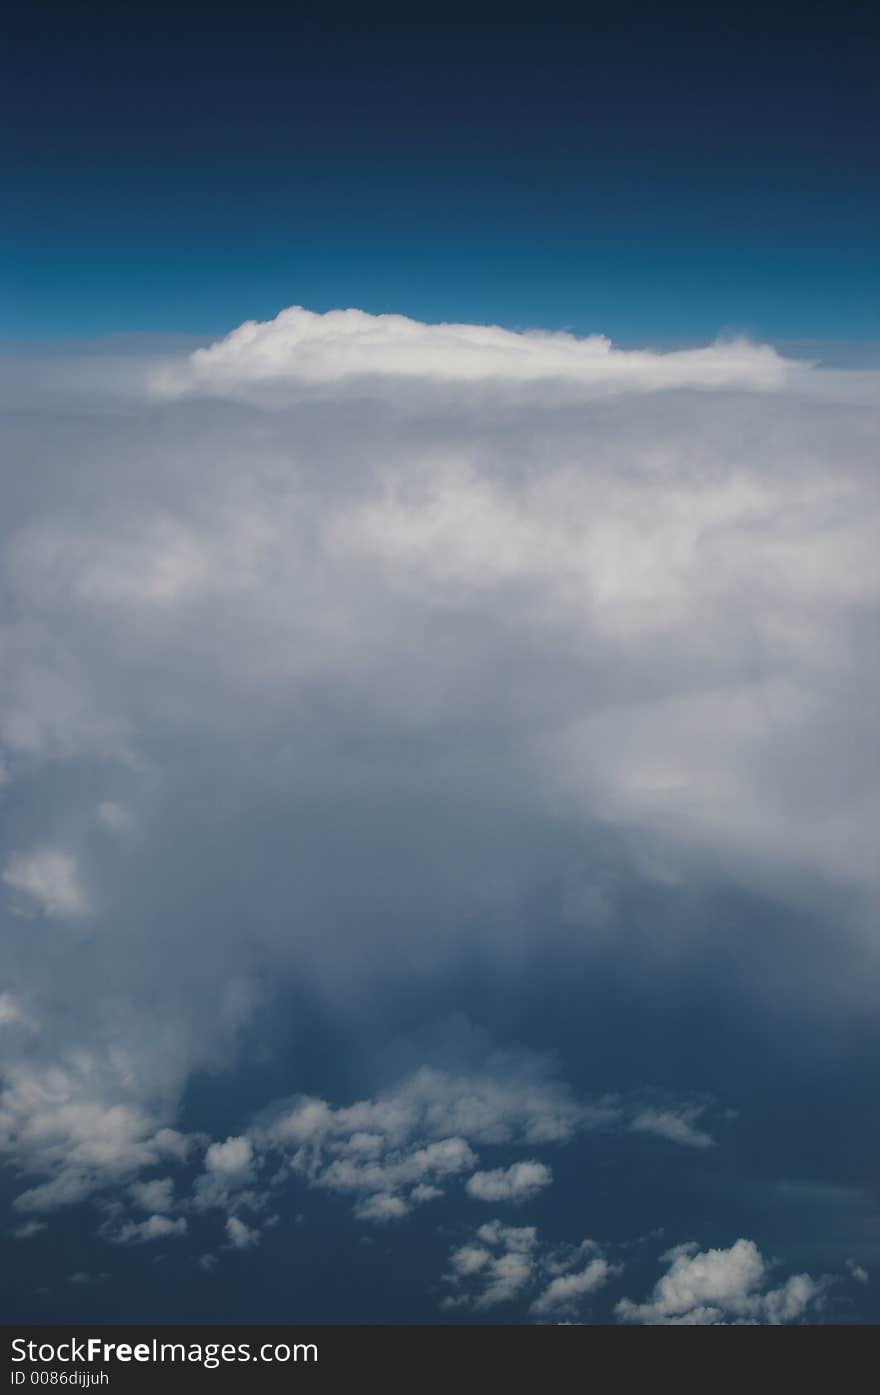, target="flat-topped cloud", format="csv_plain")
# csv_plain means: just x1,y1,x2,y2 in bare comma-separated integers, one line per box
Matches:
159,304,799,396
